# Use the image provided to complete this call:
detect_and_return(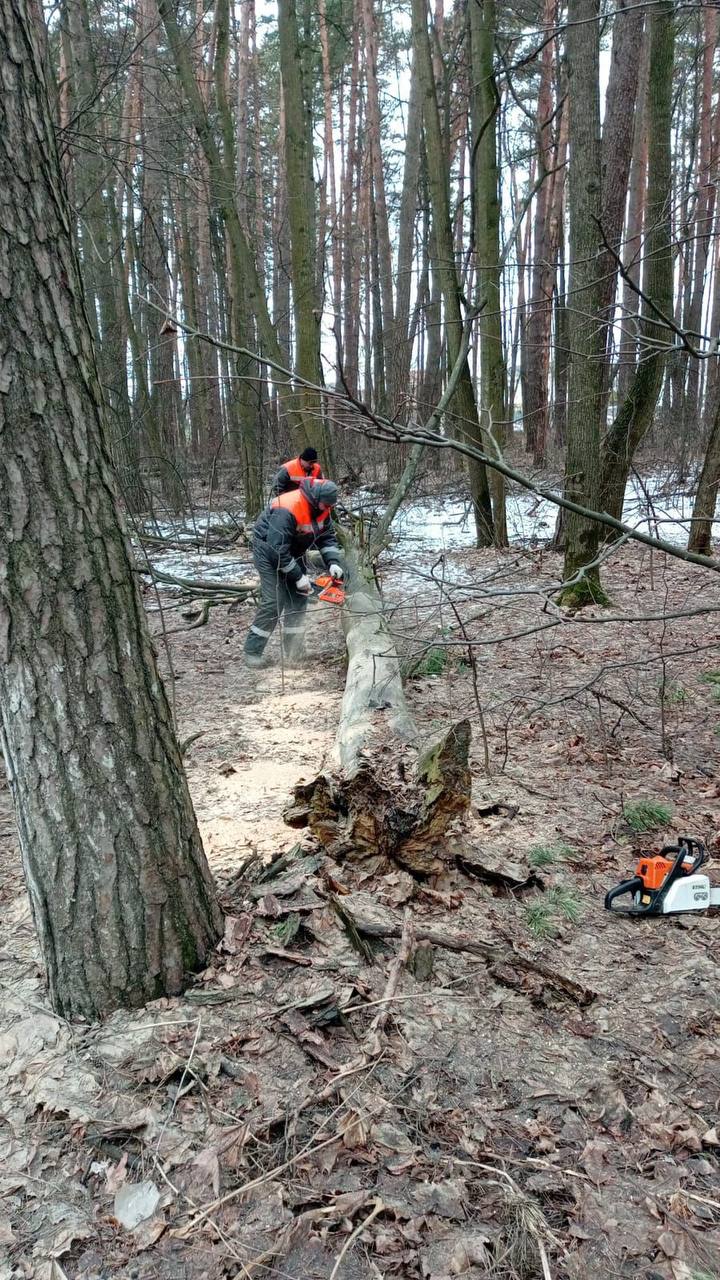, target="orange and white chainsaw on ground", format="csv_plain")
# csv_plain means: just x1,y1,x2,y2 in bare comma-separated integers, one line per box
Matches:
605,837,719,916
309,574,345,606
